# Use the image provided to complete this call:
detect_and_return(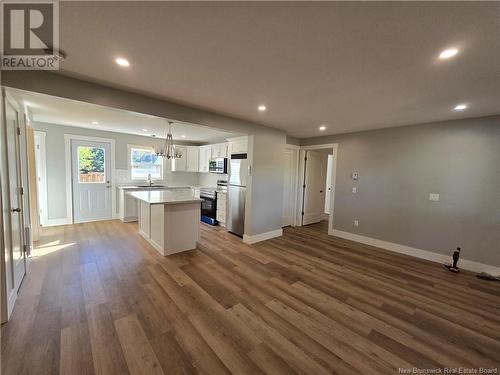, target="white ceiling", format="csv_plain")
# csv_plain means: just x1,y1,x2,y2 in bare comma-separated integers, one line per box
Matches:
12,90,238,143
55,2,500,138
